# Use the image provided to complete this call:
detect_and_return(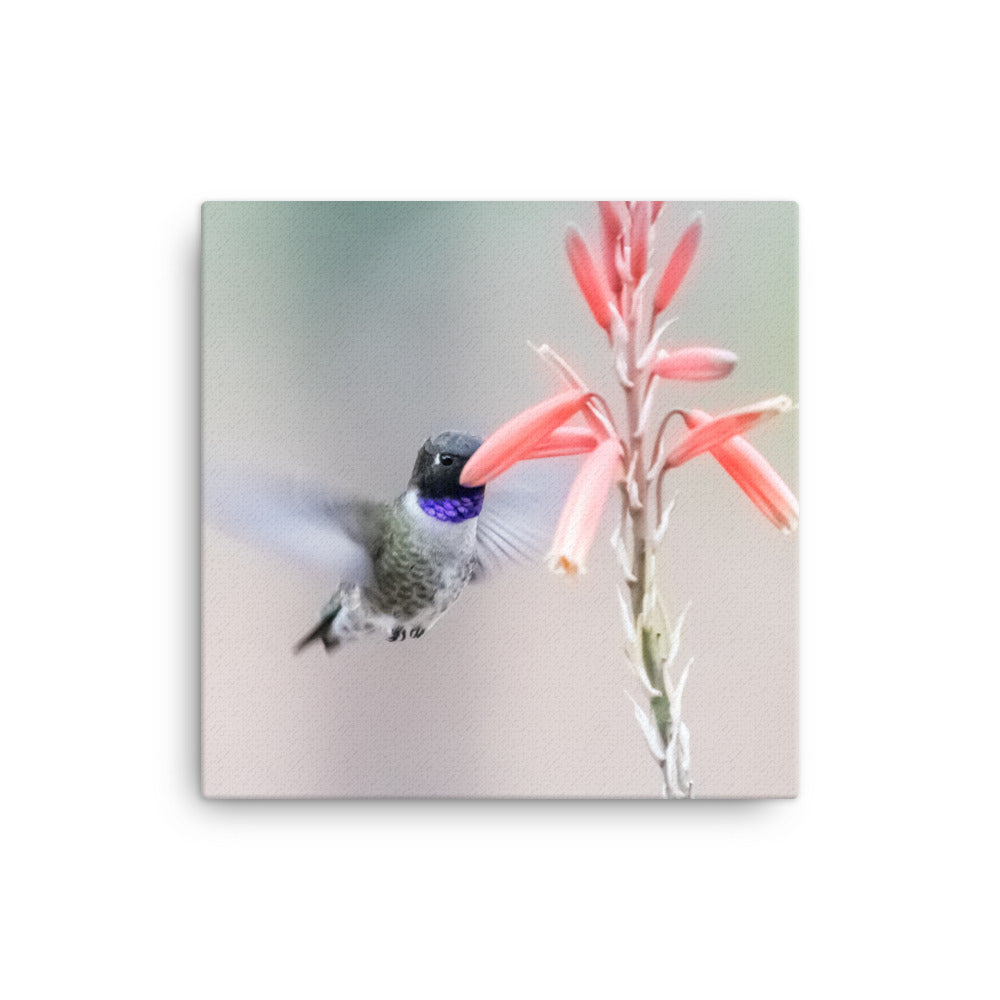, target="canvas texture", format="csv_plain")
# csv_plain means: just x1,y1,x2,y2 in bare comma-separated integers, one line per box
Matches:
202,201,798,798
